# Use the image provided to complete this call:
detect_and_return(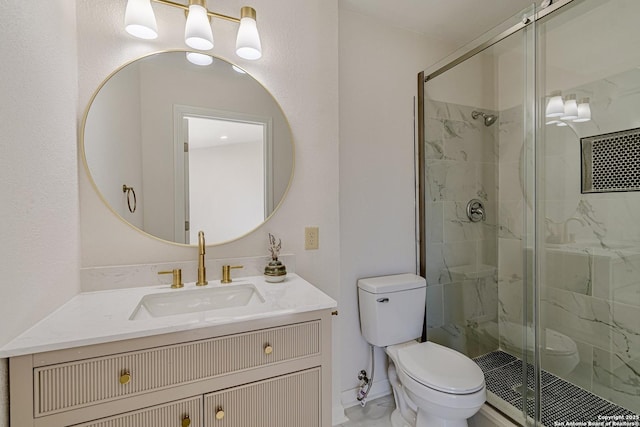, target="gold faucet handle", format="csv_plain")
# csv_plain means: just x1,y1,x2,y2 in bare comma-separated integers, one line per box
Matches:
158,269,183,288
221,265,244,283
